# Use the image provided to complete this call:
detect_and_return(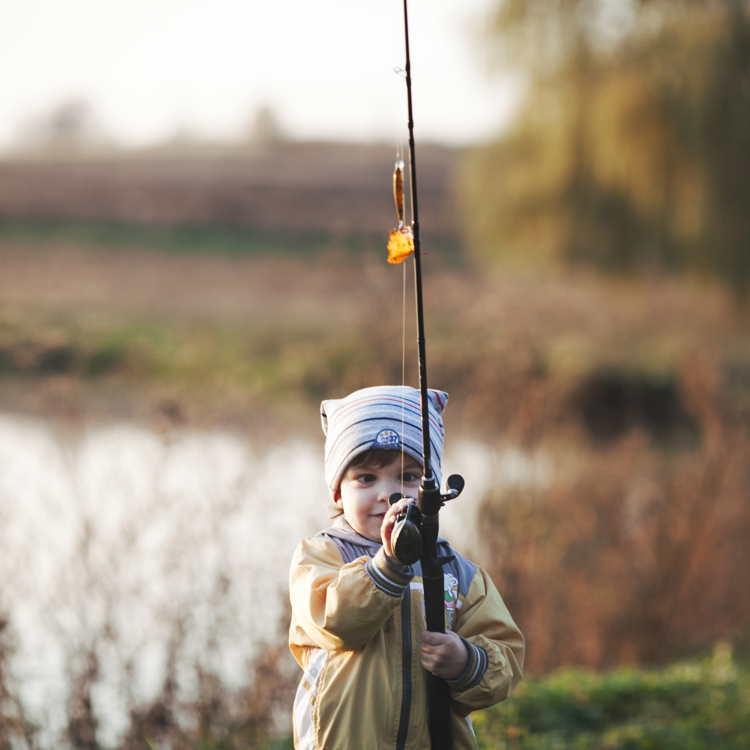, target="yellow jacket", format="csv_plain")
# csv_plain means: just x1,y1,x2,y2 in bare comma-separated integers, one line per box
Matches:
289,519,524,750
